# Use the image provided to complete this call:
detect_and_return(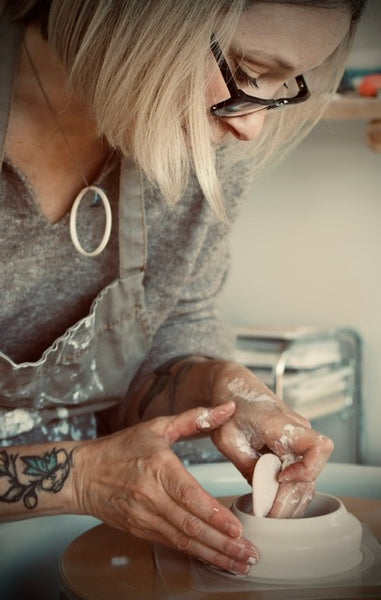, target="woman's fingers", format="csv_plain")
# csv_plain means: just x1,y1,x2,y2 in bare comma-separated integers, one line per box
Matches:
162,462,241,538
157,451,259,571
211,420,260,484
162,401,236,445
276,428,334,483
125,504,257,575
156,497,258,574
268,481,315,518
